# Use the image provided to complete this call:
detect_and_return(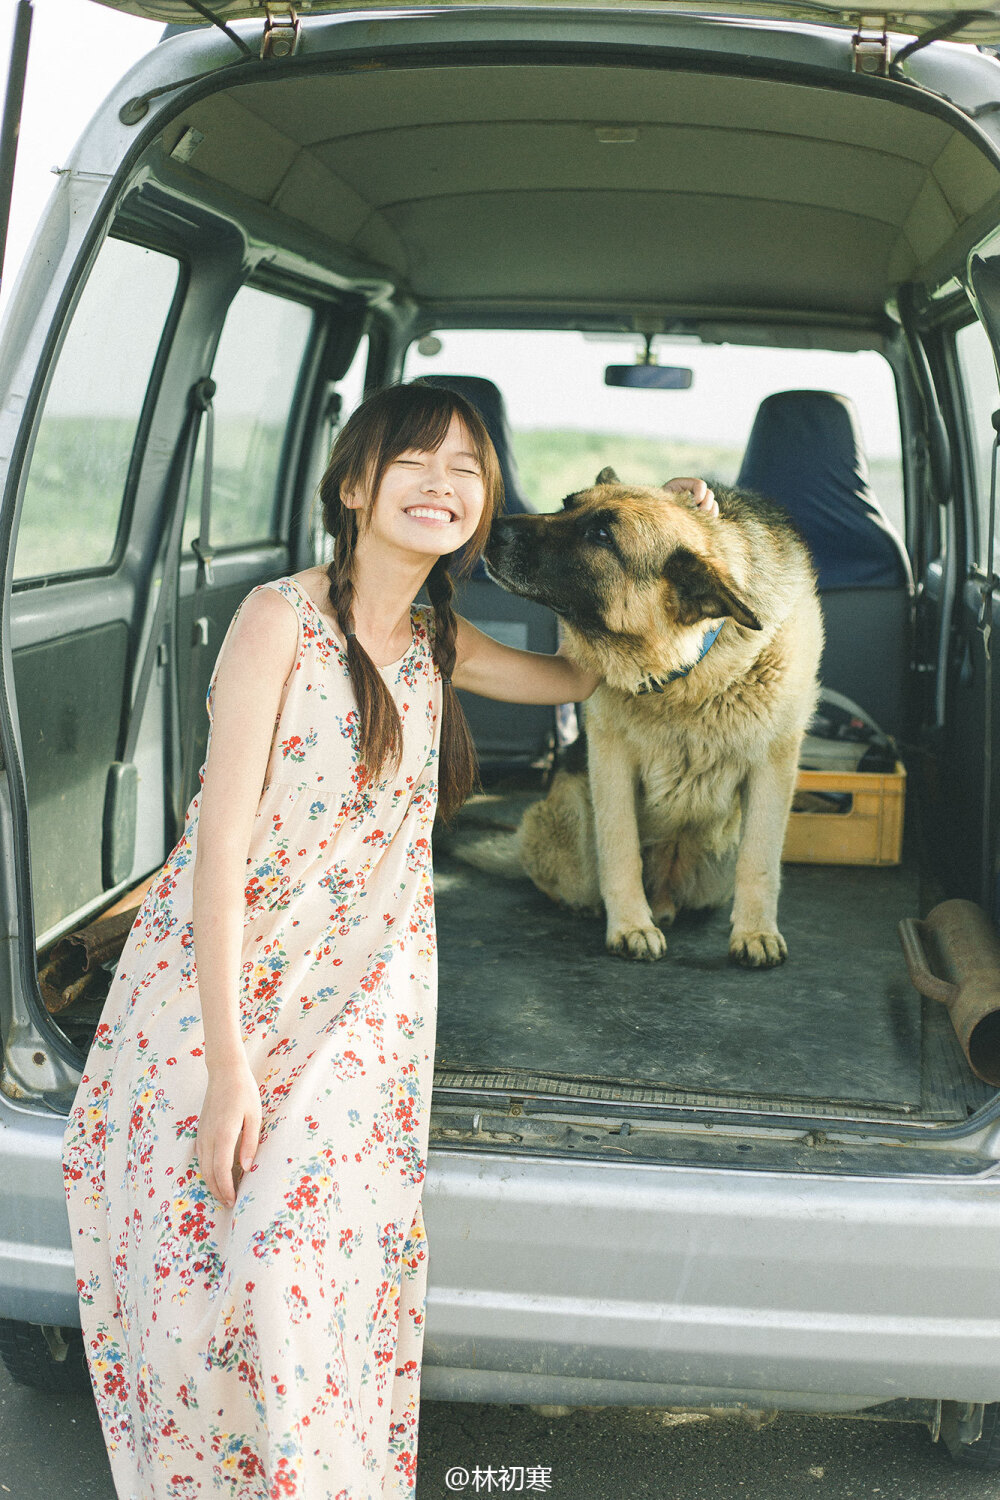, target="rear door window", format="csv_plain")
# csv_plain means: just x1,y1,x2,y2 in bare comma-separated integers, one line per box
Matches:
13,238,179,581
182,284,314,551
